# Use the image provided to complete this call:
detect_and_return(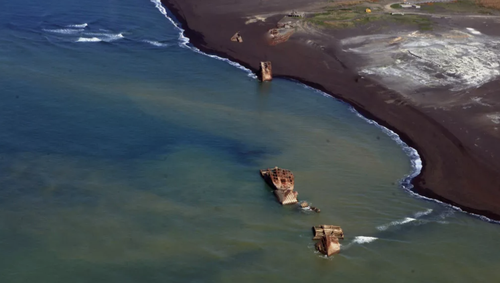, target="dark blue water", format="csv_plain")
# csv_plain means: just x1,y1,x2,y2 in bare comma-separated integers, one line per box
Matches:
1,0,499,282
